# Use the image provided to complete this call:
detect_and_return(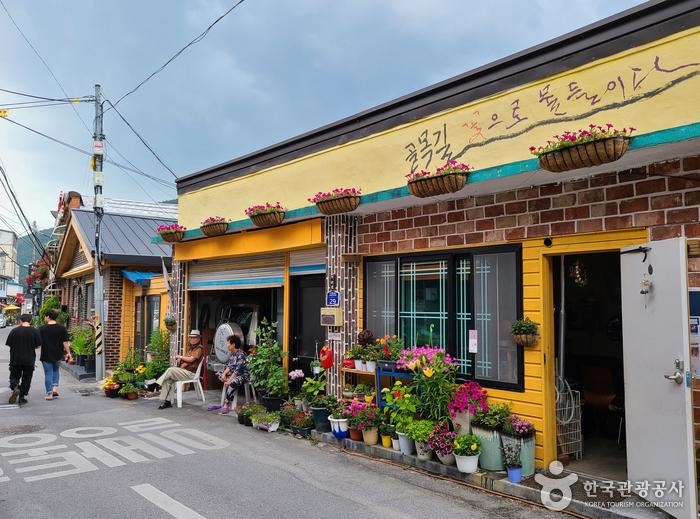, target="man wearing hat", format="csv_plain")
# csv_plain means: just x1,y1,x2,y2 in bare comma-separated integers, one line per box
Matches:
154,330,205,409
